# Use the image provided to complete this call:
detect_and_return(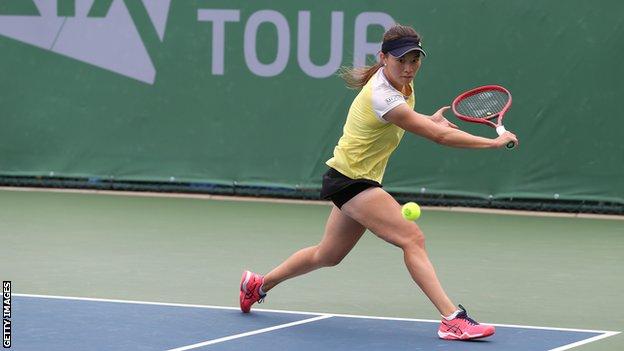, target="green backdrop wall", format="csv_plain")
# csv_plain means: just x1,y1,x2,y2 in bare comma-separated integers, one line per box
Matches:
1,0,622,204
